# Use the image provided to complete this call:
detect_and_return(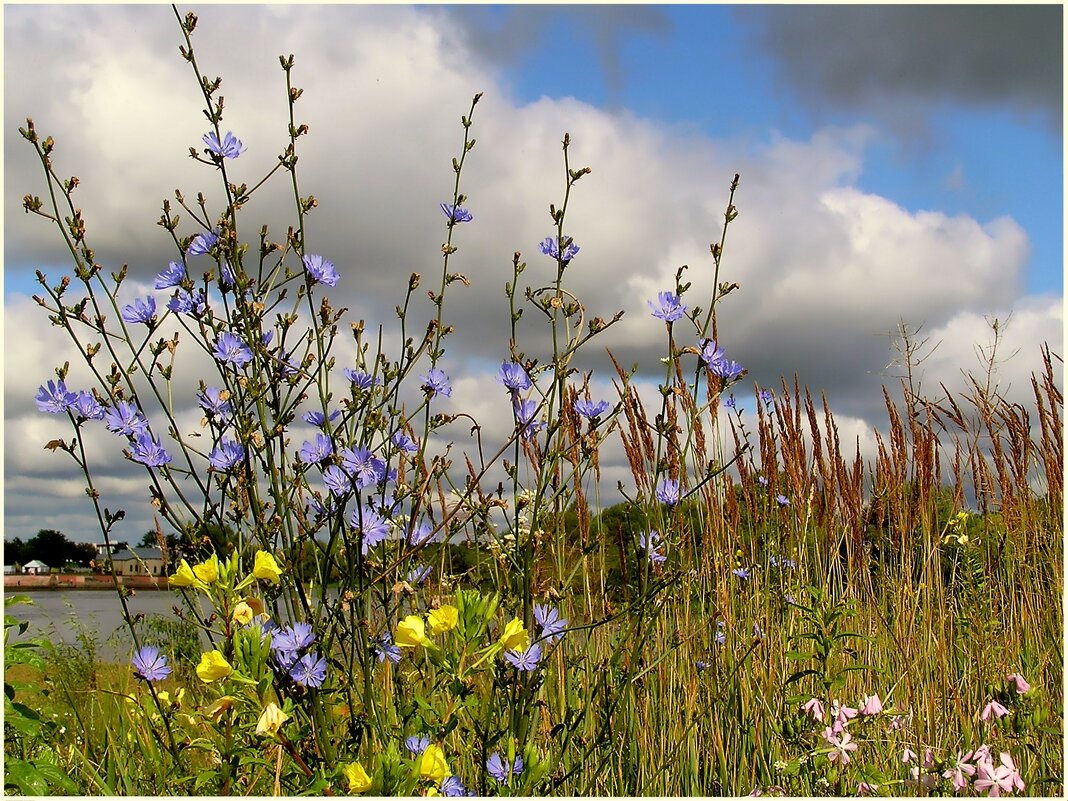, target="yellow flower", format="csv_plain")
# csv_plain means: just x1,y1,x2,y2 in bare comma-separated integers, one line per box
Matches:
343,762,373,793
232,602,254,626
195,650,233,683
427,605,458,635
255,702,289,737
418,744,451,783
253,550,282,584
192,554,219,585
395,615,431,648
425,788,441,797
169,559,200,588
498,617,529,652
957,533,970,546
202,695,234,722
